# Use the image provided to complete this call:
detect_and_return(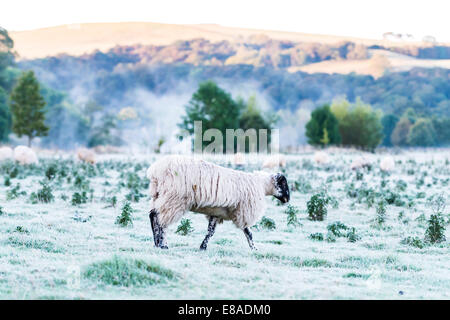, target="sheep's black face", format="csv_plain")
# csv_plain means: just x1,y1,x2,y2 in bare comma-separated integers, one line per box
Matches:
273,173,290,203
